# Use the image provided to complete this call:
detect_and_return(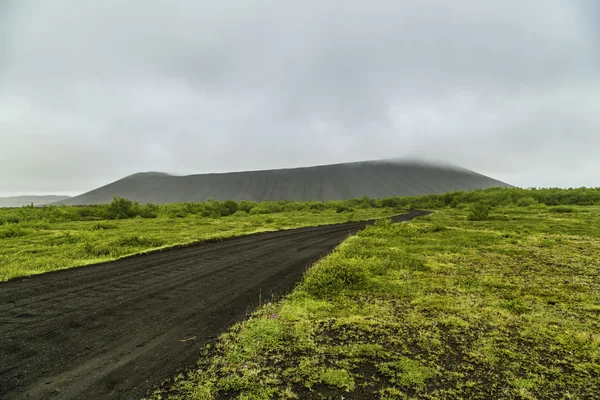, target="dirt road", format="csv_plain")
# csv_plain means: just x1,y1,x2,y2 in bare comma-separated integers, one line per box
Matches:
0,211,429,399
